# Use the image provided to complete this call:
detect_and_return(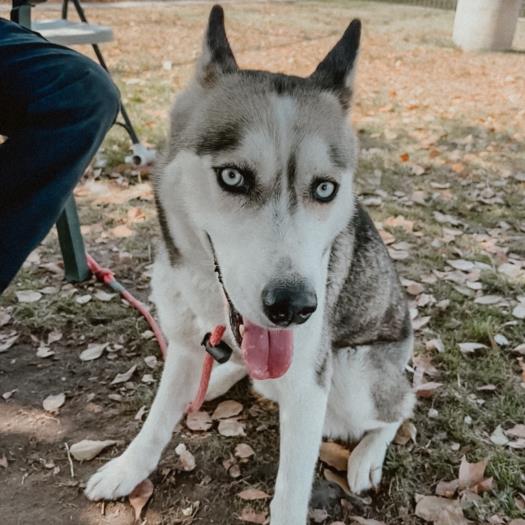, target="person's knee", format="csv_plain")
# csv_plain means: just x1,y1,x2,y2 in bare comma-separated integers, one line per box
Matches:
81,60,121,131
